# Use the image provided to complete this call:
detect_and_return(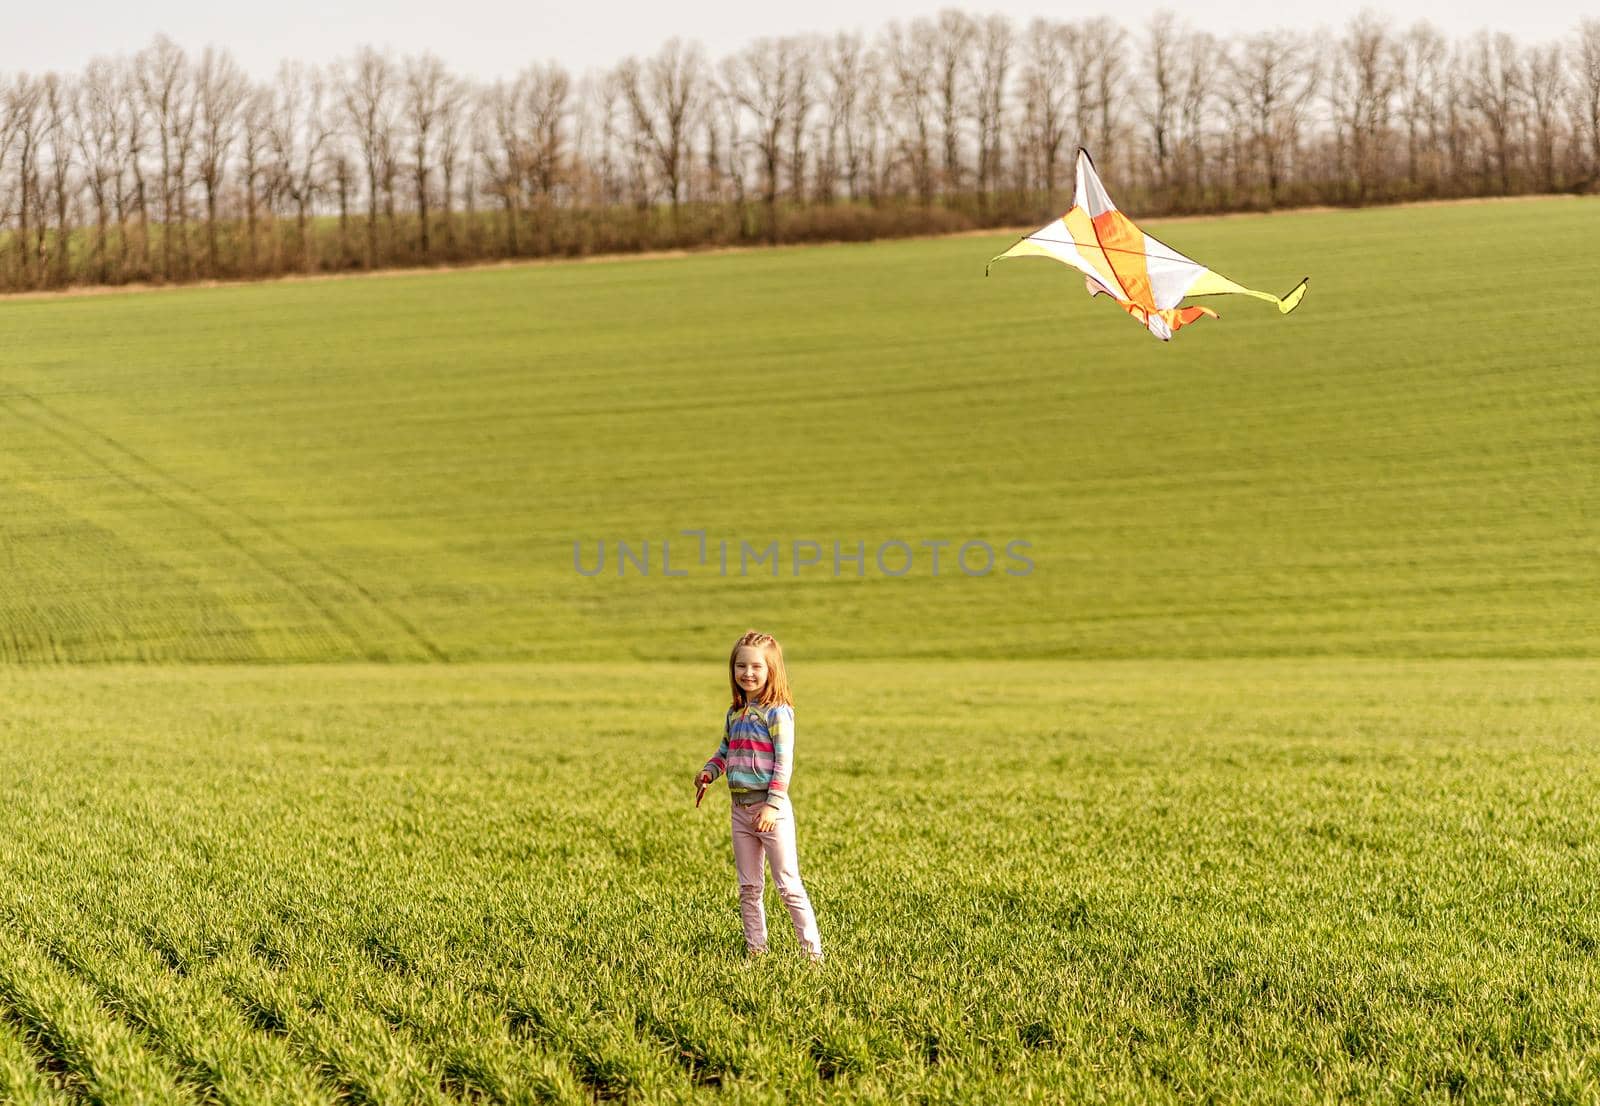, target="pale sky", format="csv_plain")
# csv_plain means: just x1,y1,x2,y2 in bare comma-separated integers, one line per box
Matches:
6,0,1593,81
